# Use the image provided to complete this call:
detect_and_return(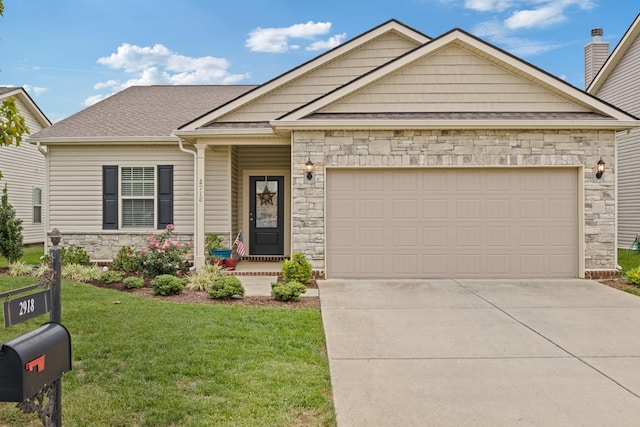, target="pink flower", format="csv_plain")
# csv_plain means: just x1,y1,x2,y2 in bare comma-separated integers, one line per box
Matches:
166,224,175,231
